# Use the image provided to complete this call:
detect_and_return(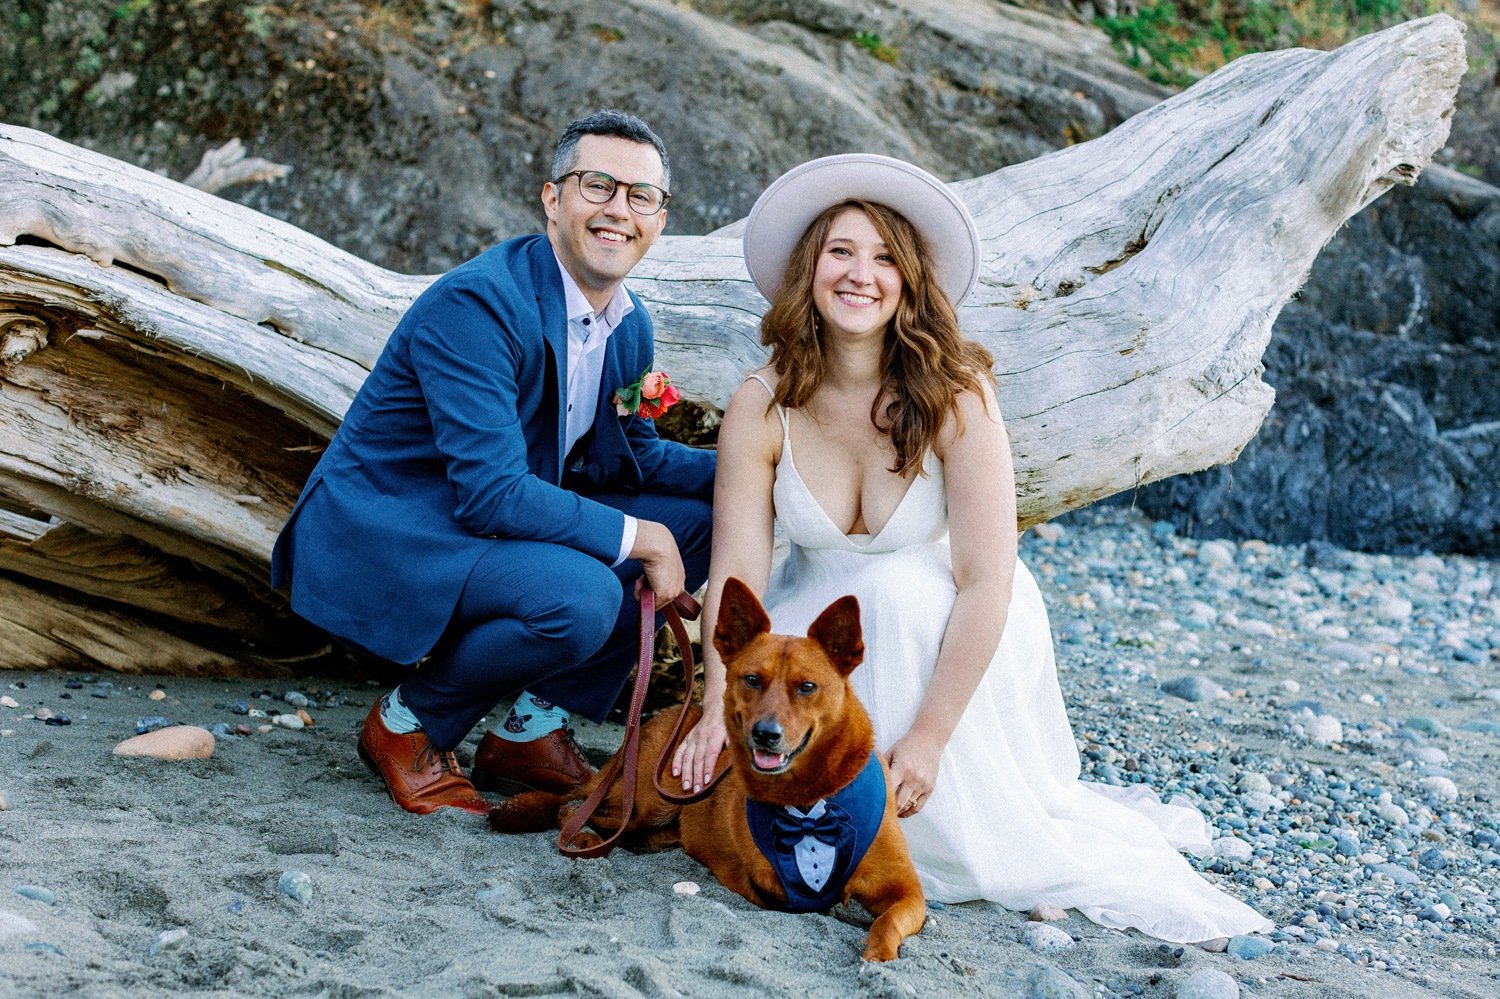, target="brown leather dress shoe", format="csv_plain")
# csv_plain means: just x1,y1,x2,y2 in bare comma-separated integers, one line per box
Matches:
470,728,595,795
356,701,490,815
